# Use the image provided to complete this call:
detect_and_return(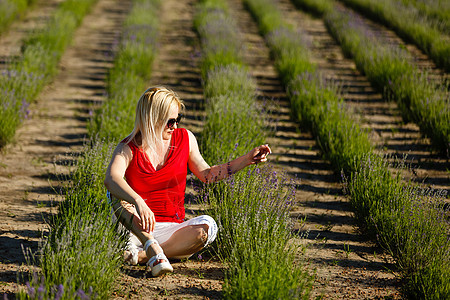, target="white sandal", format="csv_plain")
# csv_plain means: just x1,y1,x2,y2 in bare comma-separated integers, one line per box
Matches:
144,239,173,277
